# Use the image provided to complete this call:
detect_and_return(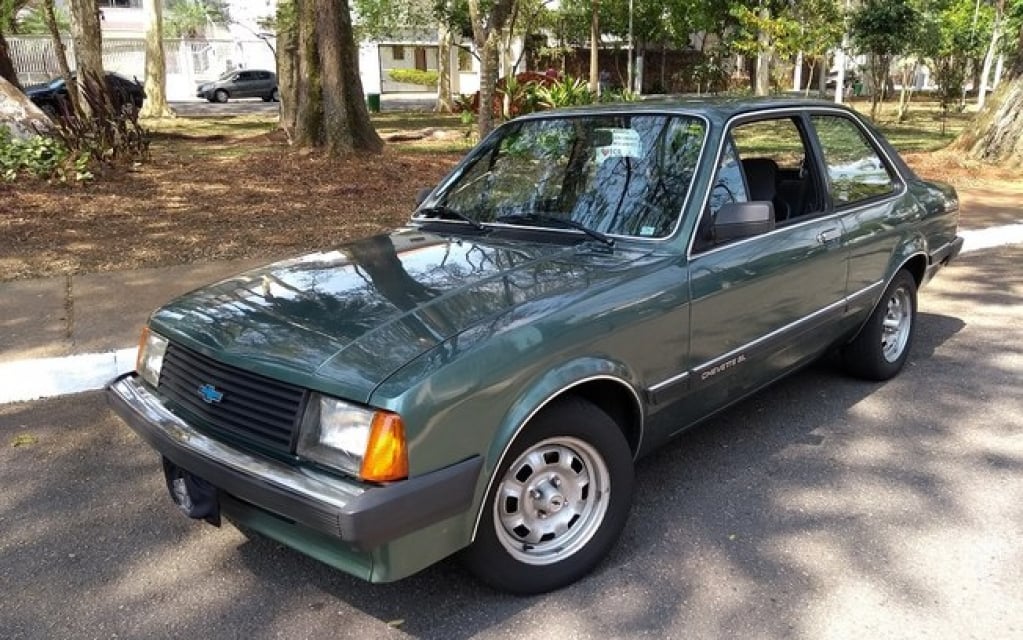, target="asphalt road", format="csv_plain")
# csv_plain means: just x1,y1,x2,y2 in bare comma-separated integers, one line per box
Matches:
1,246,1021,640
168,94,436,117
